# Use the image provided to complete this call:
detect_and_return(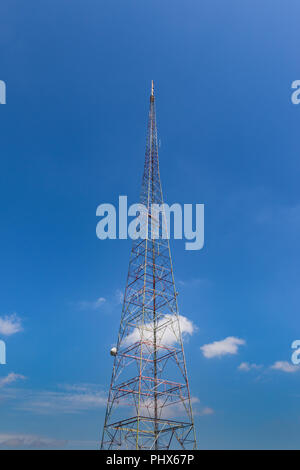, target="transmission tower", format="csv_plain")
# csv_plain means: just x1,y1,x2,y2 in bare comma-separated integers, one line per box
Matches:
101,82,197,450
